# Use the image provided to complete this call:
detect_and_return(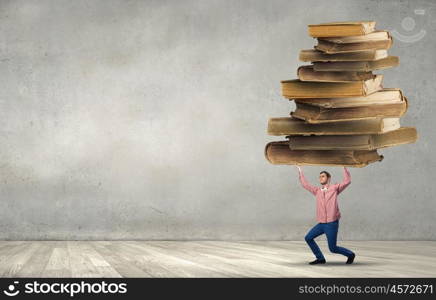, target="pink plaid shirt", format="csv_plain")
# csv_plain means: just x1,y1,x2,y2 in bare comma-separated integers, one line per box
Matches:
299,167,351,223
